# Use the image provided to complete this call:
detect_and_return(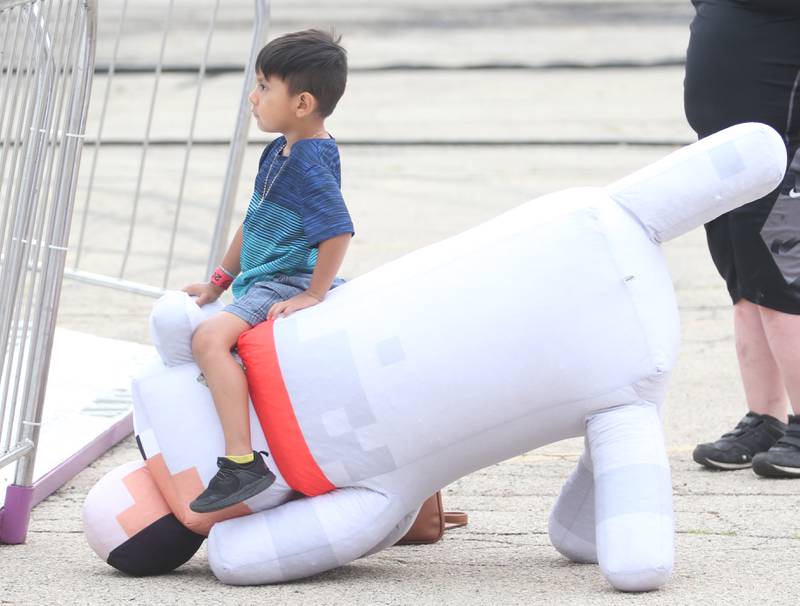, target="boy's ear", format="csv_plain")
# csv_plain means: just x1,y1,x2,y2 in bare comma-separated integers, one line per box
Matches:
295,92,319,118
